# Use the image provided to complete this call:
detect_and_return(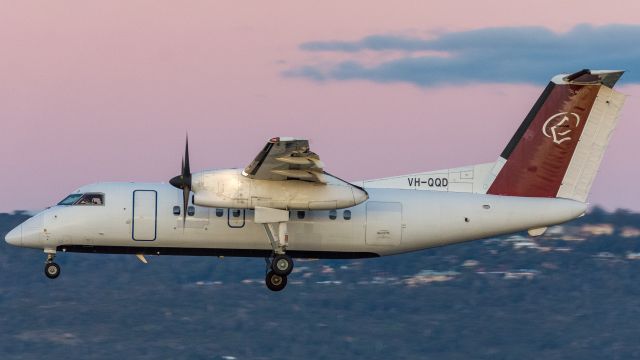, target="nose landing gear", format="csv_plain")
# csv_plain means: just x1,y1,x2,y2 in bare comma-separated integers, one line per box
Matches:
44,253,60,279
